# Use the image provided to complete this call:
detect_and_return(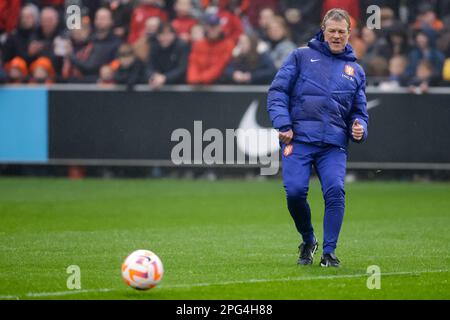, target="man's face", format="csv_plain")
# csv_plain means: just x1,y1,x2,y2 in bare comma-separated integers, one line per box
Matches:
157,30,176,48
267,21,285,41
323,19,350,54
205,24,222,40
20,7,36,30
40,9,59,35
95,9,113,32
416,33,429,50
145,17,161,35
175,0,192,17
259,8,274,29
